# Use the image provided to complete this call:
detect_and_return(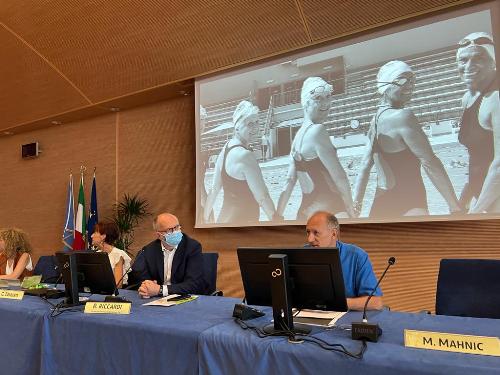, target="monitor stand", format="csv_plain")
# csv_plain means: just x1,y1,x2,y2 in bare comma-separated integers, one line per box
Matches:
60,253,81,307
104,295,131,303
60,299,86,308
265,254,311,336
262,320,311,335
